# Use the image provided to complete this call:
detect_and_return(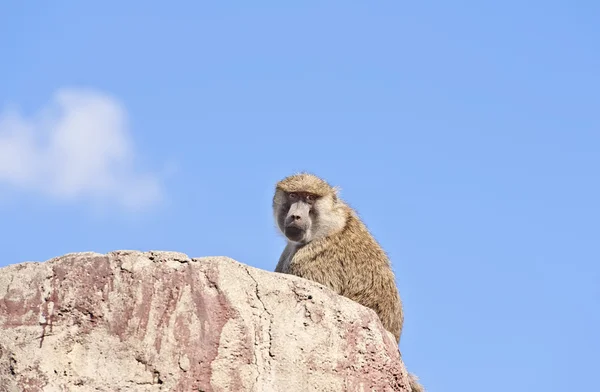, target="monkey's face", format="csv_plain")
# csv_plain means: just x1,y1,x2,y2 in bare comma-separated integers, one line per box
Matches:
274,191,320,244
